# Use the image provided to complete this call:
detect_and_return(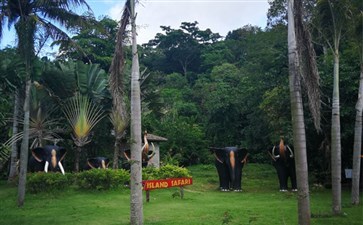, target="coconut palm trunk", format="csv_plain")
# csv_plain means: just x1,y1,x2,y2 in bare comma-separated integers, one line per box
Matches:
8,91,20,182
331,50,342,214
18,79,31,207
351,64,363,205
129,0,143,224
288,0,315,224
